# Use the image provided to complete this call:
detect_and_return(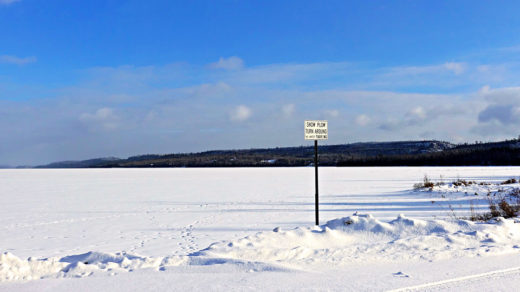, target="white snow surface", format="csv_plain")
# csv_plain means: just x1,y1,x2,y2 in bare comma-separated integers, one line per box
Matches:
1,167,520,291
